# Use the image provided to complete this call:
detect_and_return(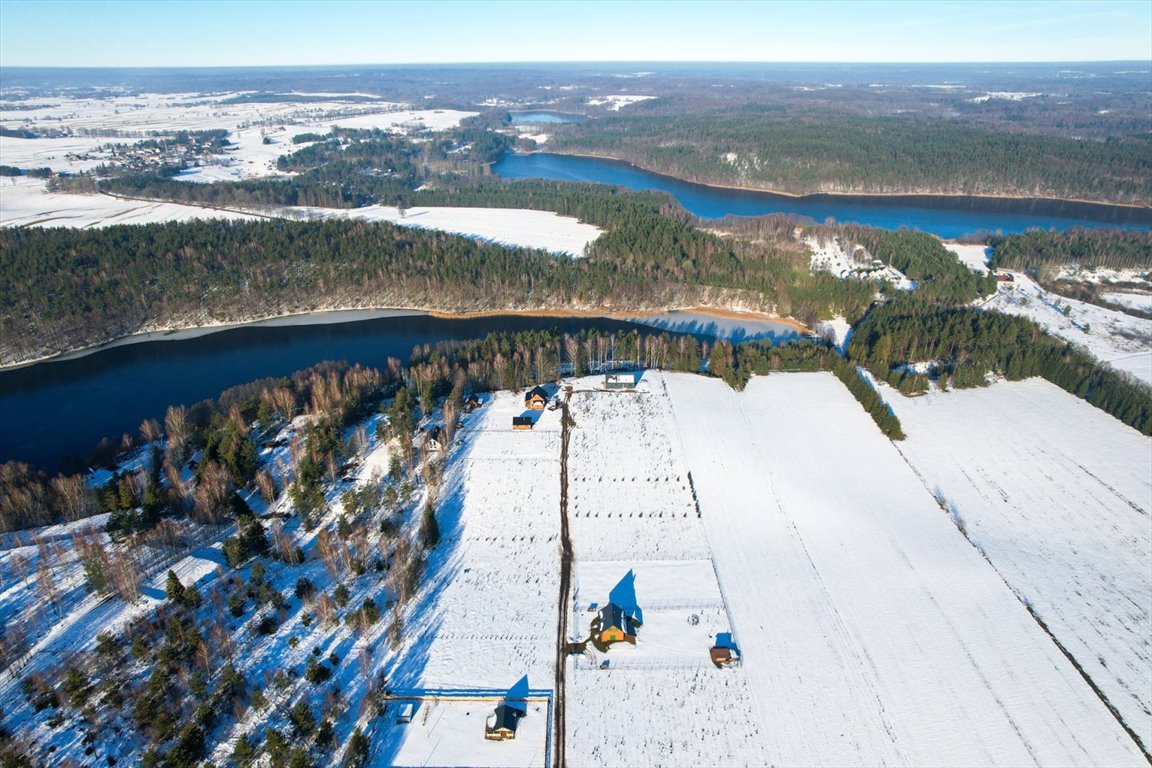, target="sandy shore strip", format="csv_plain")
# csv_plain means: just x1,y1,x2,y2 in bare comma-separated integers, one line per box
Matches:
2,306,809,372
